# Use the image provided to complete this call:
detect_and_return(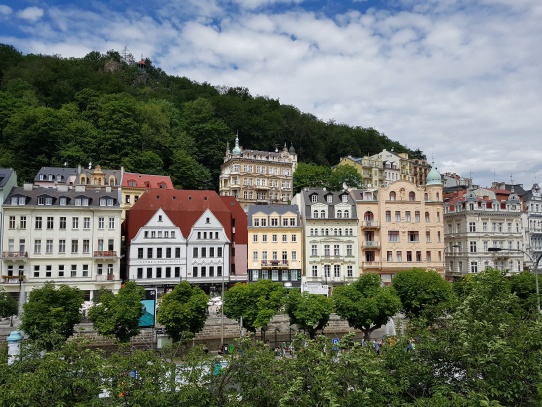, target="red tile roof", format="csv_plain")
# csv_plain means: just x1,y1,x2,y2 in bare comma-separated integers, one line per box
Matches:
125,189,244,243
122,173,174,189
